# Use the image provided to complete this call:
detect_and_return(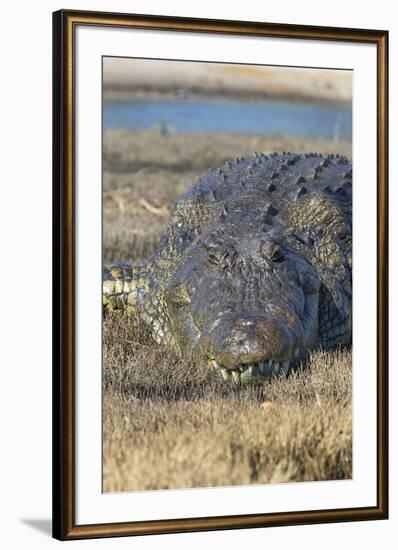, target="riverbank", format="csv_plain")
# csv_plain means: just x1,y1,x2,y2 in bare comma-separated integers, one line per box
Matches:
103,57,352,106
